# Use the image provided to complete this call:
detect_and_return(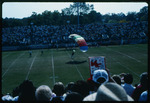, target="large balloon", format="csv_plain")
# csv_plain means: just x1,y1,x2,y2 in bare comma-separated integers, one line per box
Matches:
69,34,88,52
